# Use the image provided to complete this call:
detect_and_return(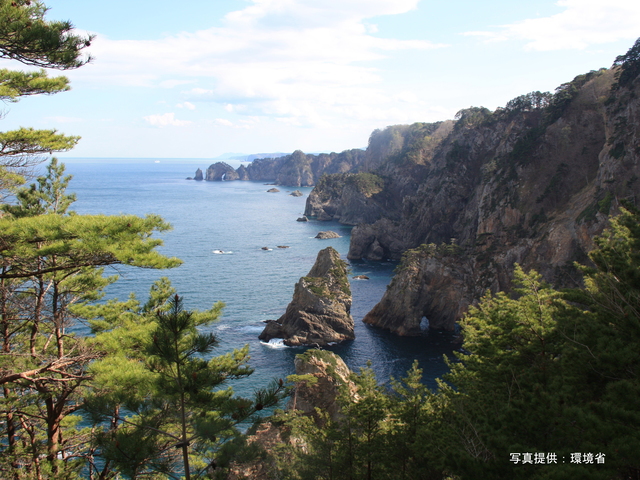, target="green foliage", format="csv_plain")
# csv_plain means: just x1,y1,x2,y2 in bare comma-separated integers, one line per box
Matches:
87,289,286,479
0,68,69,100
0,0,91,194
453,106,493,131
0,161,182,477
598,190,613,214
344,172,384,196
0,0,93,69
613,37,640,89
